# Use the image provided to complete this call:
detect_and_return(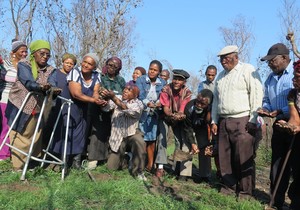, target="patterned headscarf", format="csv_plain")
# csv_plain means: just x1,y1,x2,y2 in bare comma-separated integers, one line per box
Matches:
29,40,51,79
